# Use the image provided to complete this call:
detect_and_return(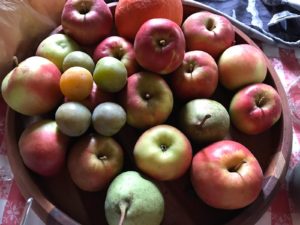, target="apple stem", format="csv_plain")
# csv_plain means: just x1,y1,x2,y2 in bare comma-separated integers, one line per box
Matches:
229,160,246,173
198,114,211,128
256,96,266,107
188,63,194,73
80,1,89,14
12,56,19,67
144,93,151,100
118,200,129,225
160,144,168,152
159,39,167,47
98,155,108,161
